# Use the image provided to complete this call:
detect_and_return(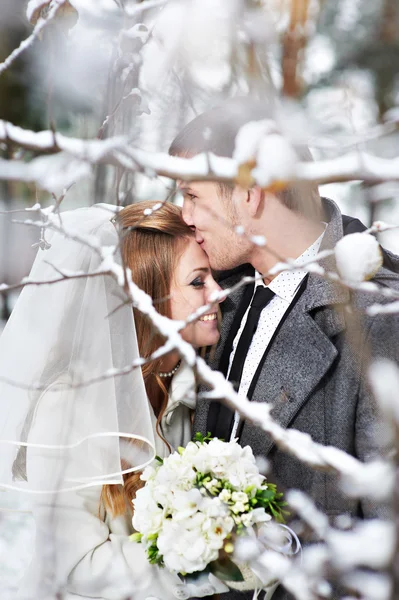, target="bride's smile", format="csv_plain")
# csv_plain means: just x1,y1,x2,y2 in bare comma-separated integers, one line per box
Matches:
170,236,222,348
